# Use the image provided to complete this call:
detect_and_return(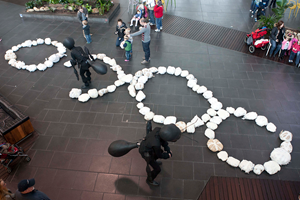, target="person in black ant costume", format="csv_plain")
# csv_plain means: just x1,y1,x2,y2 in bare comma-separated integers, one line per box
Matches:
63,37,107,89
138,121,181,186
